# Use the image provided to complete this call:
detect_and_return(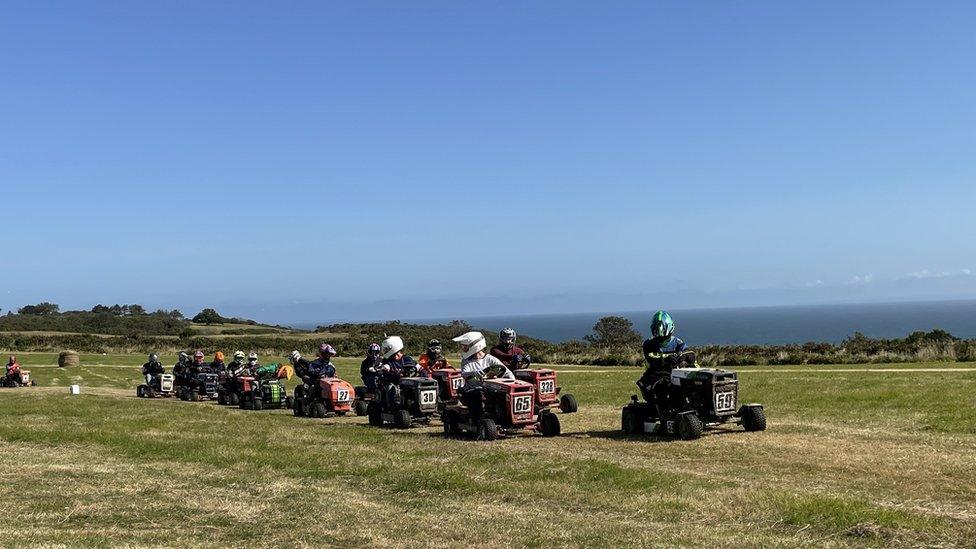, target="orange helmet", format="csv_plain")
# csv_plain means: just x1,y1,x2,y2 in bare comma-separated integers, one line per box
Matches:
214,351,225,361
